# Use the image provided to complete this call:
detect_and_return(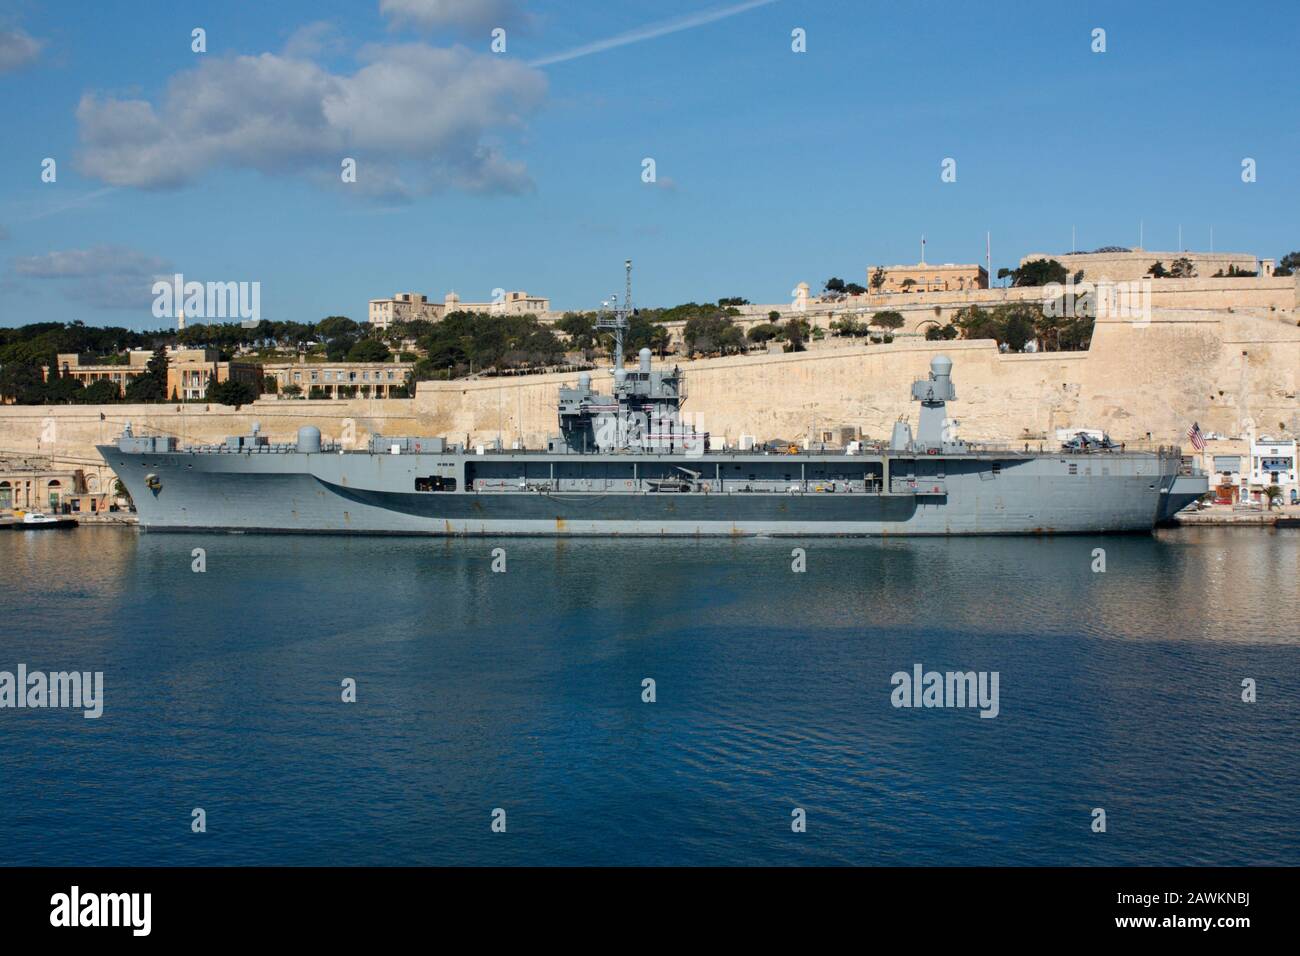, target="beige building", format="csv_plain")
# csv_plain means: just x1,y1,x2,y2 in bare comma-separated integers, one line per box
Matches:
867,262,988,294
368,292,445,330
46,349,262,401
0,456,104,513
370,289,551,328
443,290,550,316
263,359,415,398
1018,249,1273,282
